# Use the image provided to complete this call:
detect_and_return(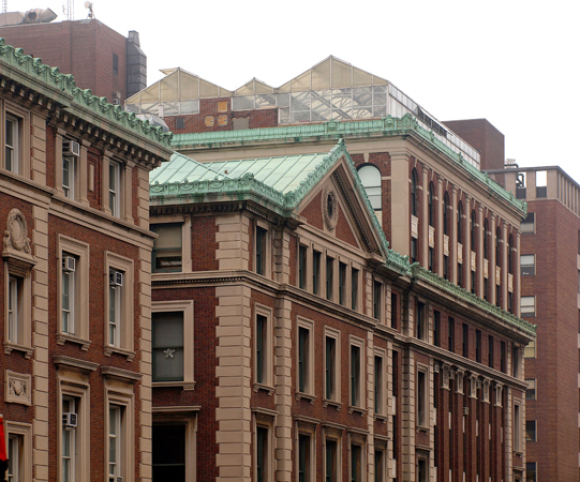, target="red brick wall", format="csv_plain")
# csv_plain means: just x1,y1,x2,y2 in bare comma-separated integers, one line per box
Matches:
190,216,219,271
